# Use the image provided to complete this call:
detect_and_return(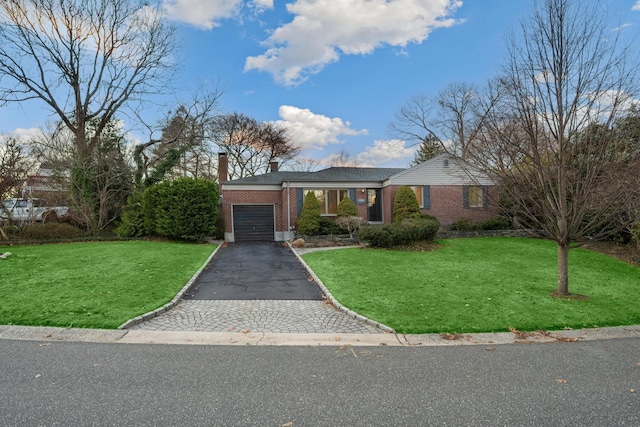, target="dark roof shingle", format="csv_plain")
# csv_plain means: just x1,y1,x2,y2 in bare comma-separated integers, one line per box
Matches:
223,167,404,185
